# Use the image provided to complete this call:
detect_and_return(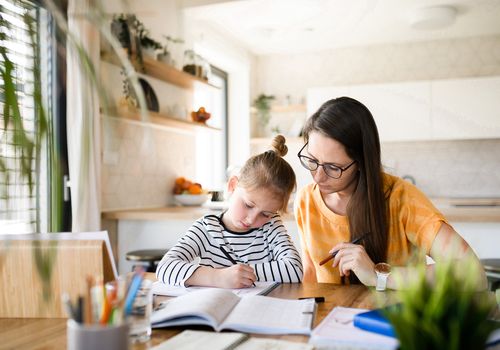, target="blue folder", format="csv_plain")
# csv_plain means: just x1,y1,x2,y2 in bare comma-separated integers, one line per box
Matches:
353,308,396,338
